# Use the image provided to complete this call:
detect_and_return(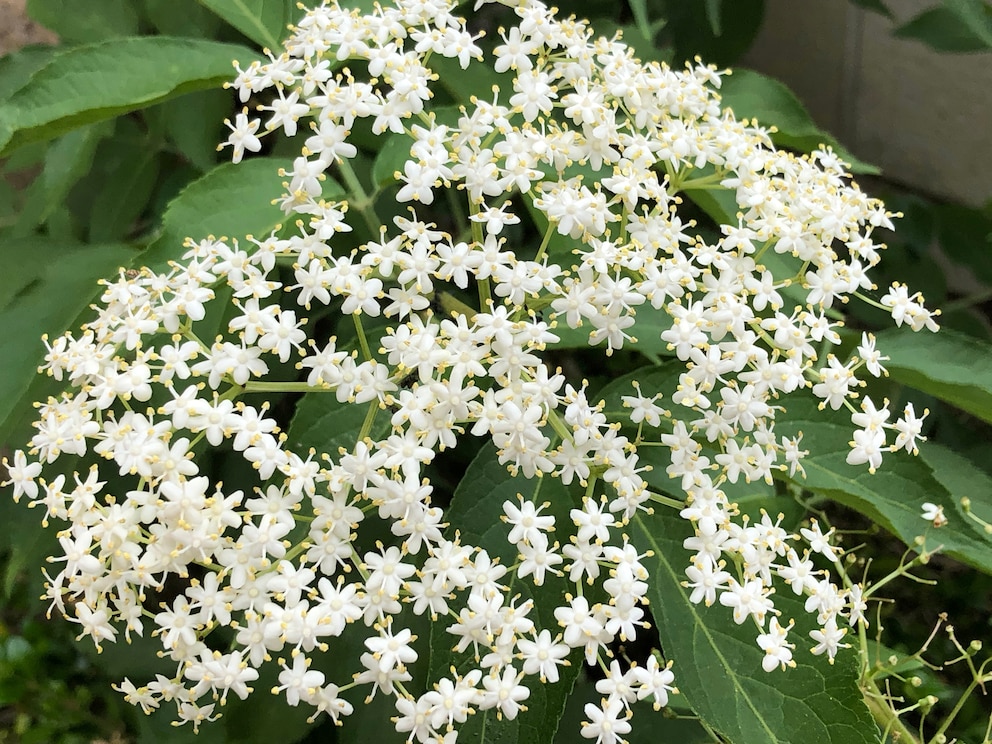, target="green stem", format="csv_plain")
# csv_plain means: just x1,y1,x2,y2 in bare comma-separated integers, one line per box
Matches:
863,681,922,744
337,158,380,235
646,490,685,510
353,314,373,362
854,291,891,312
941,286,992,314
357,399,379,441
677,171,725,191
240,381,333,393
478,277,492,310
437,291,478,319
534,220,555,264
